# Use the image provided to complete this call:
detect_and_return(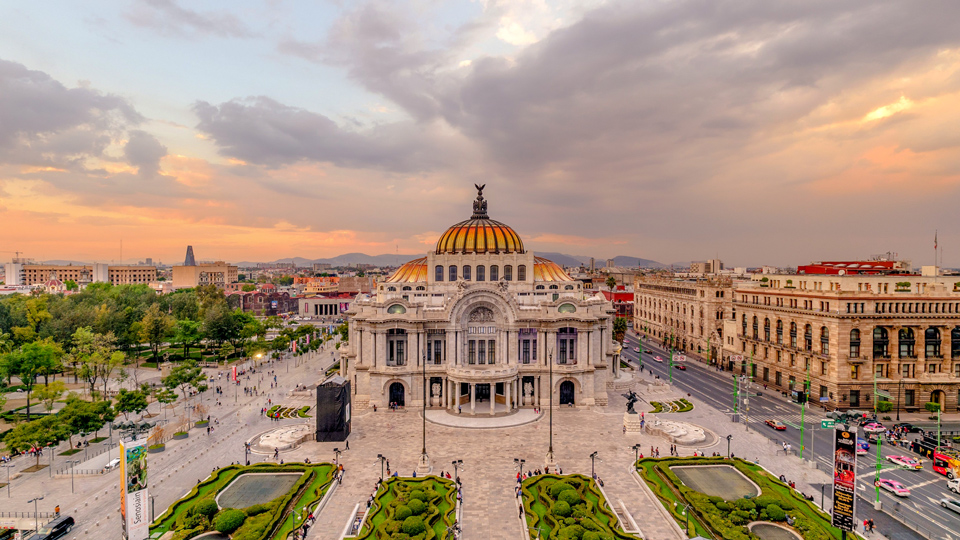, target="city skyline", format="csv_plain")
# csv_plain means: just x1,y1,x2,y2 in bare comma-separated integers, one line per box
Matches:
2,1,959,266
